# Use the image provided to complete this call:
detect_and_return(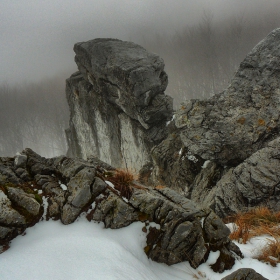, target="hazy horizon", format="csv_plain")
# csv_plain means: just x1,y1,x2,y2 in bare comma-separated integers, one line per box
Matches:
1,0,280,84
